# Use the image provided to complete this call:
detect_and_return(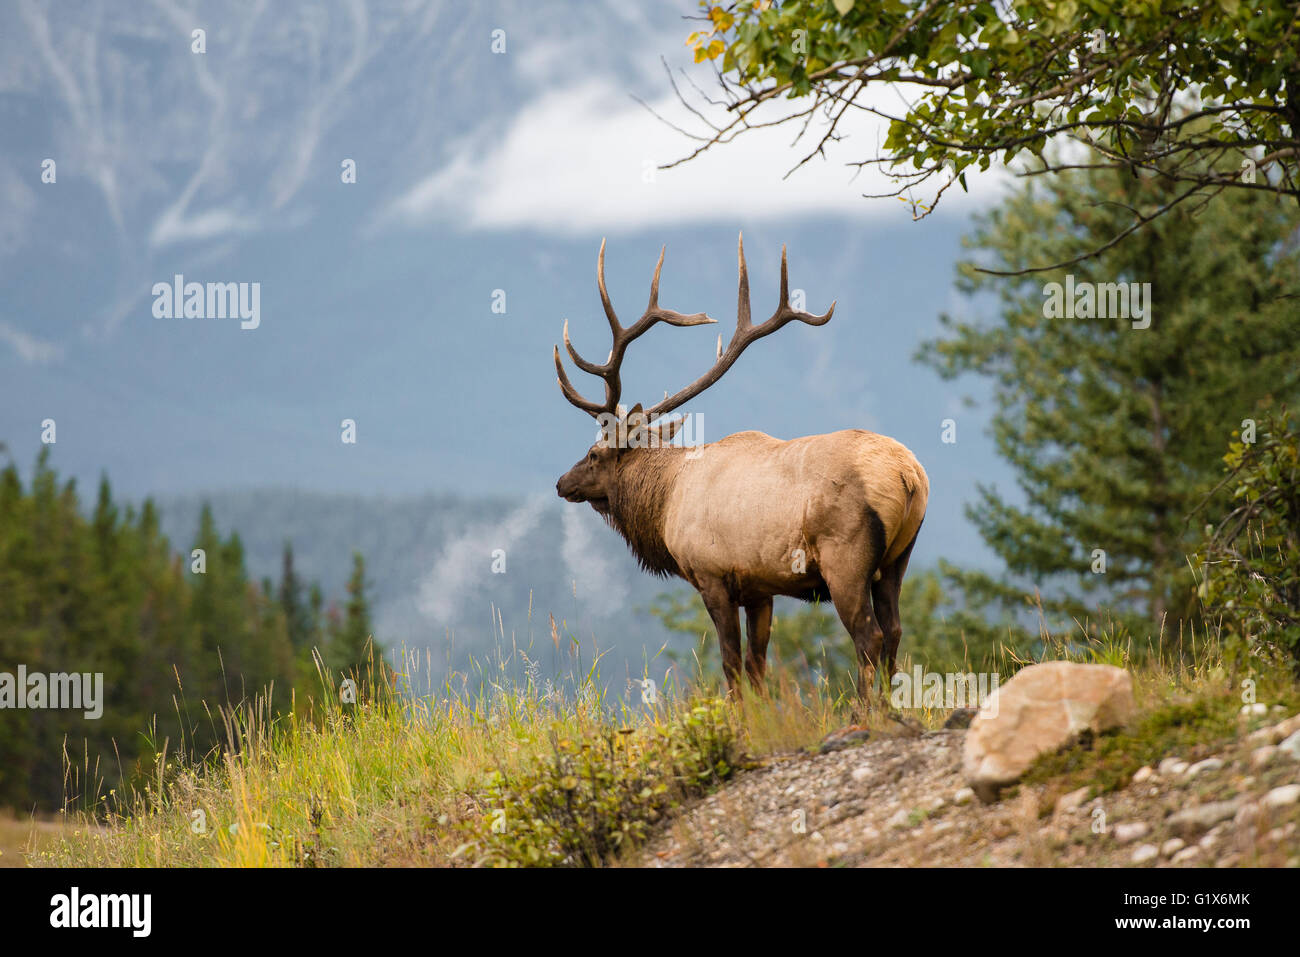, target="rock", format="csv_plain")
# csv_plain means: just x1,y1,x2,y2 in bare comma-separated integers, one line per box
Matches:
818,725,871,754
885,808,912,830
1132,843,1159,864
1233,802,1260,827
1250,745,1278,769
1172,845,1202,864
1262,784,1300,809
1247,712,1300,745
953,787,974,806
1167,799,1243,837
1158,757,1189,777
943,708,978,730
962,662,1135,803
1055,786,1091,815
1278,730,1300,762
1161,838,1186,857
1113,821,1150,845
1240,703,1269,718
1132,766,1155,784
850,765,873,783
1185,757,1224,777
